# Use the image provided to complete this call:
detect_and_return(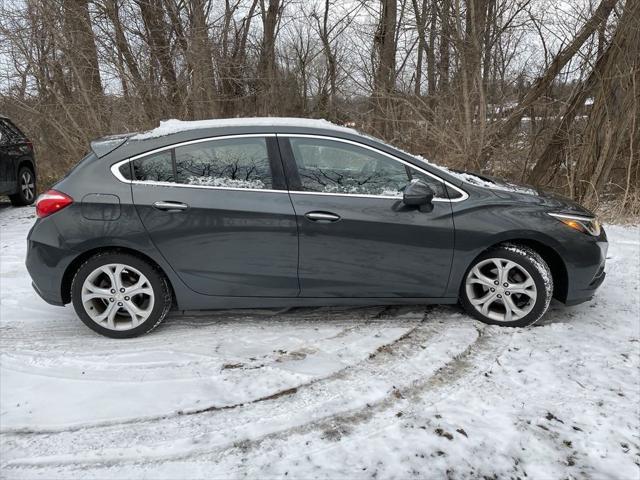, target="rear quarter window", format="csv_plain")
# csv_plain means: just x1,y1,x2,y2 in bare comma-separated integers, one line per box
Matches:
0,119,26,145
131,151,174,182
